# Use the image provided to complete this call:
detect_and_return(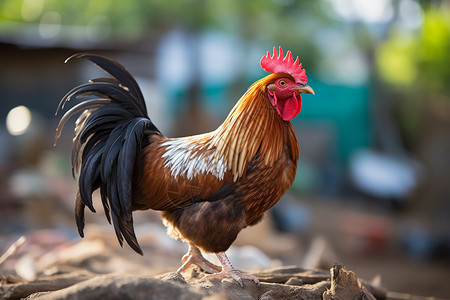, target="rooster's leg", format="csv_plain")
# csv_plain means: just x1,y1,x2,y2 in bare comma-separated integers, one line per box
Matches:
199,252,260,287
177,243,222,274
